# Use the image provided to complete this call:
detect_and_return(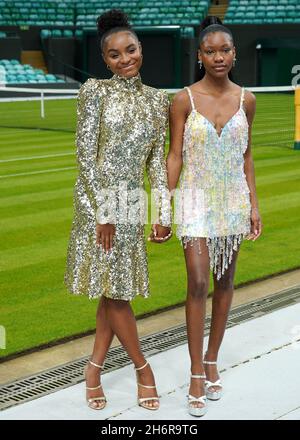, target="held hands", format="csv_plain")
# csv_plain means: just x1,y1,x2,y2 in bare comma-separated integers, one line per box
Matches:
96,223,116,252
96,223,171,251
246,207,263,241
148,224,173,243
